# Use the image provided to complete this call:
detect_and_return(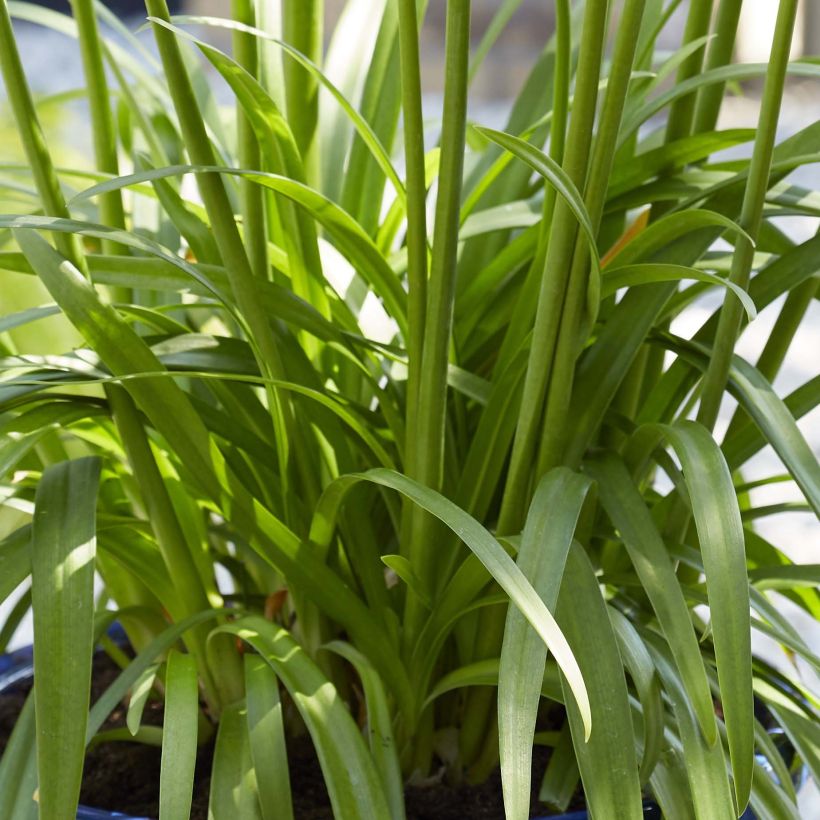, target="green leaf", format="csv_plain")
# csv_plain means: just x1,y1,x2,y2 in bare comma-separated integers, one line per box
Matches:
69,166,409,334
653,421,754,812
608,608,664,785
244,655,293,820
602,209,753,268
725,356,820,517
498,467,592,820
126,663,160,736
86,609,226,742
159,651,199,820
381,554,432,609
585,453,717,745
158,15,407,207
644,633,734,819
537,721,579,812
31,456,101,820
607,129,755,197
0,526,32,606
323,641,406,820
208,701,263,820
602,263,757,320
212,616,392,820
0,691,37,820
475,126,601,280
556,545,643,820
